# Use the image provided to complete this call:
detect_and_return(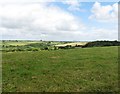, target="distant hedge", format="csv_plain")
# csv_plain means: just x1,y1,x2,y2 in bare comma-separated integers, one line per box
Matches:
82,41,120,48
